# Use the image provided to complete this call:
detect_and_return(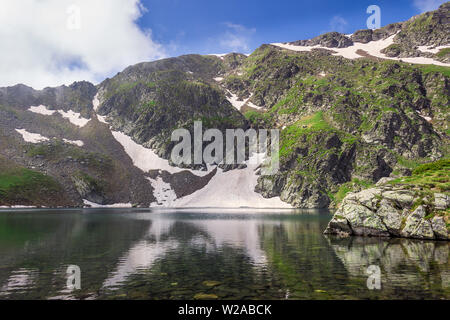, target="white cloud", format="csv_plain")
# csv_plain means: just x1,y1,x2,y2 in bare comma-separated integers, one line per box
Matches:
413,0,446,12
219,23,256,53
0,0,165,89
329,16,348,34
